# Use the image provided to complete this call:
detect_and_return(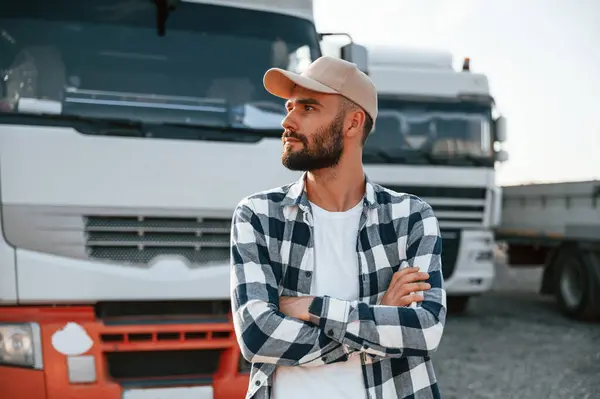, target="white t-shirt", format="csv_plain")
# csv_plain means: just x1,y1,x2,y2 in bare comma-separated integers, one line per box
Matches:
272,200,365,399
